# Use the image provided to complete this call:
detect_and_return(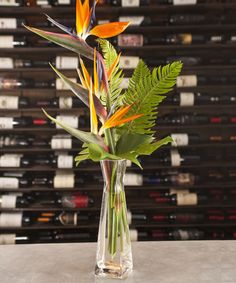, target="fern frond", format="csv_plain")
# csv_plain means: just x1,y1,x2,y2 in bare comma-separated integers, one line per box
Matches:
122,60,183,134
